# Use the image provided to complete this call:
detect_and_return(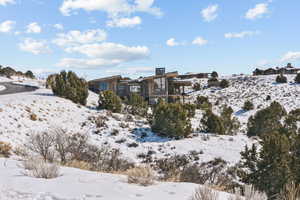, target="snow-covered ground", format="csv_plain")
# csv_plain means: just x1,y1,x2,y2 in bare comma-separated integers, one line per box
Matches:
0,85,5,91
0,158,231,200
